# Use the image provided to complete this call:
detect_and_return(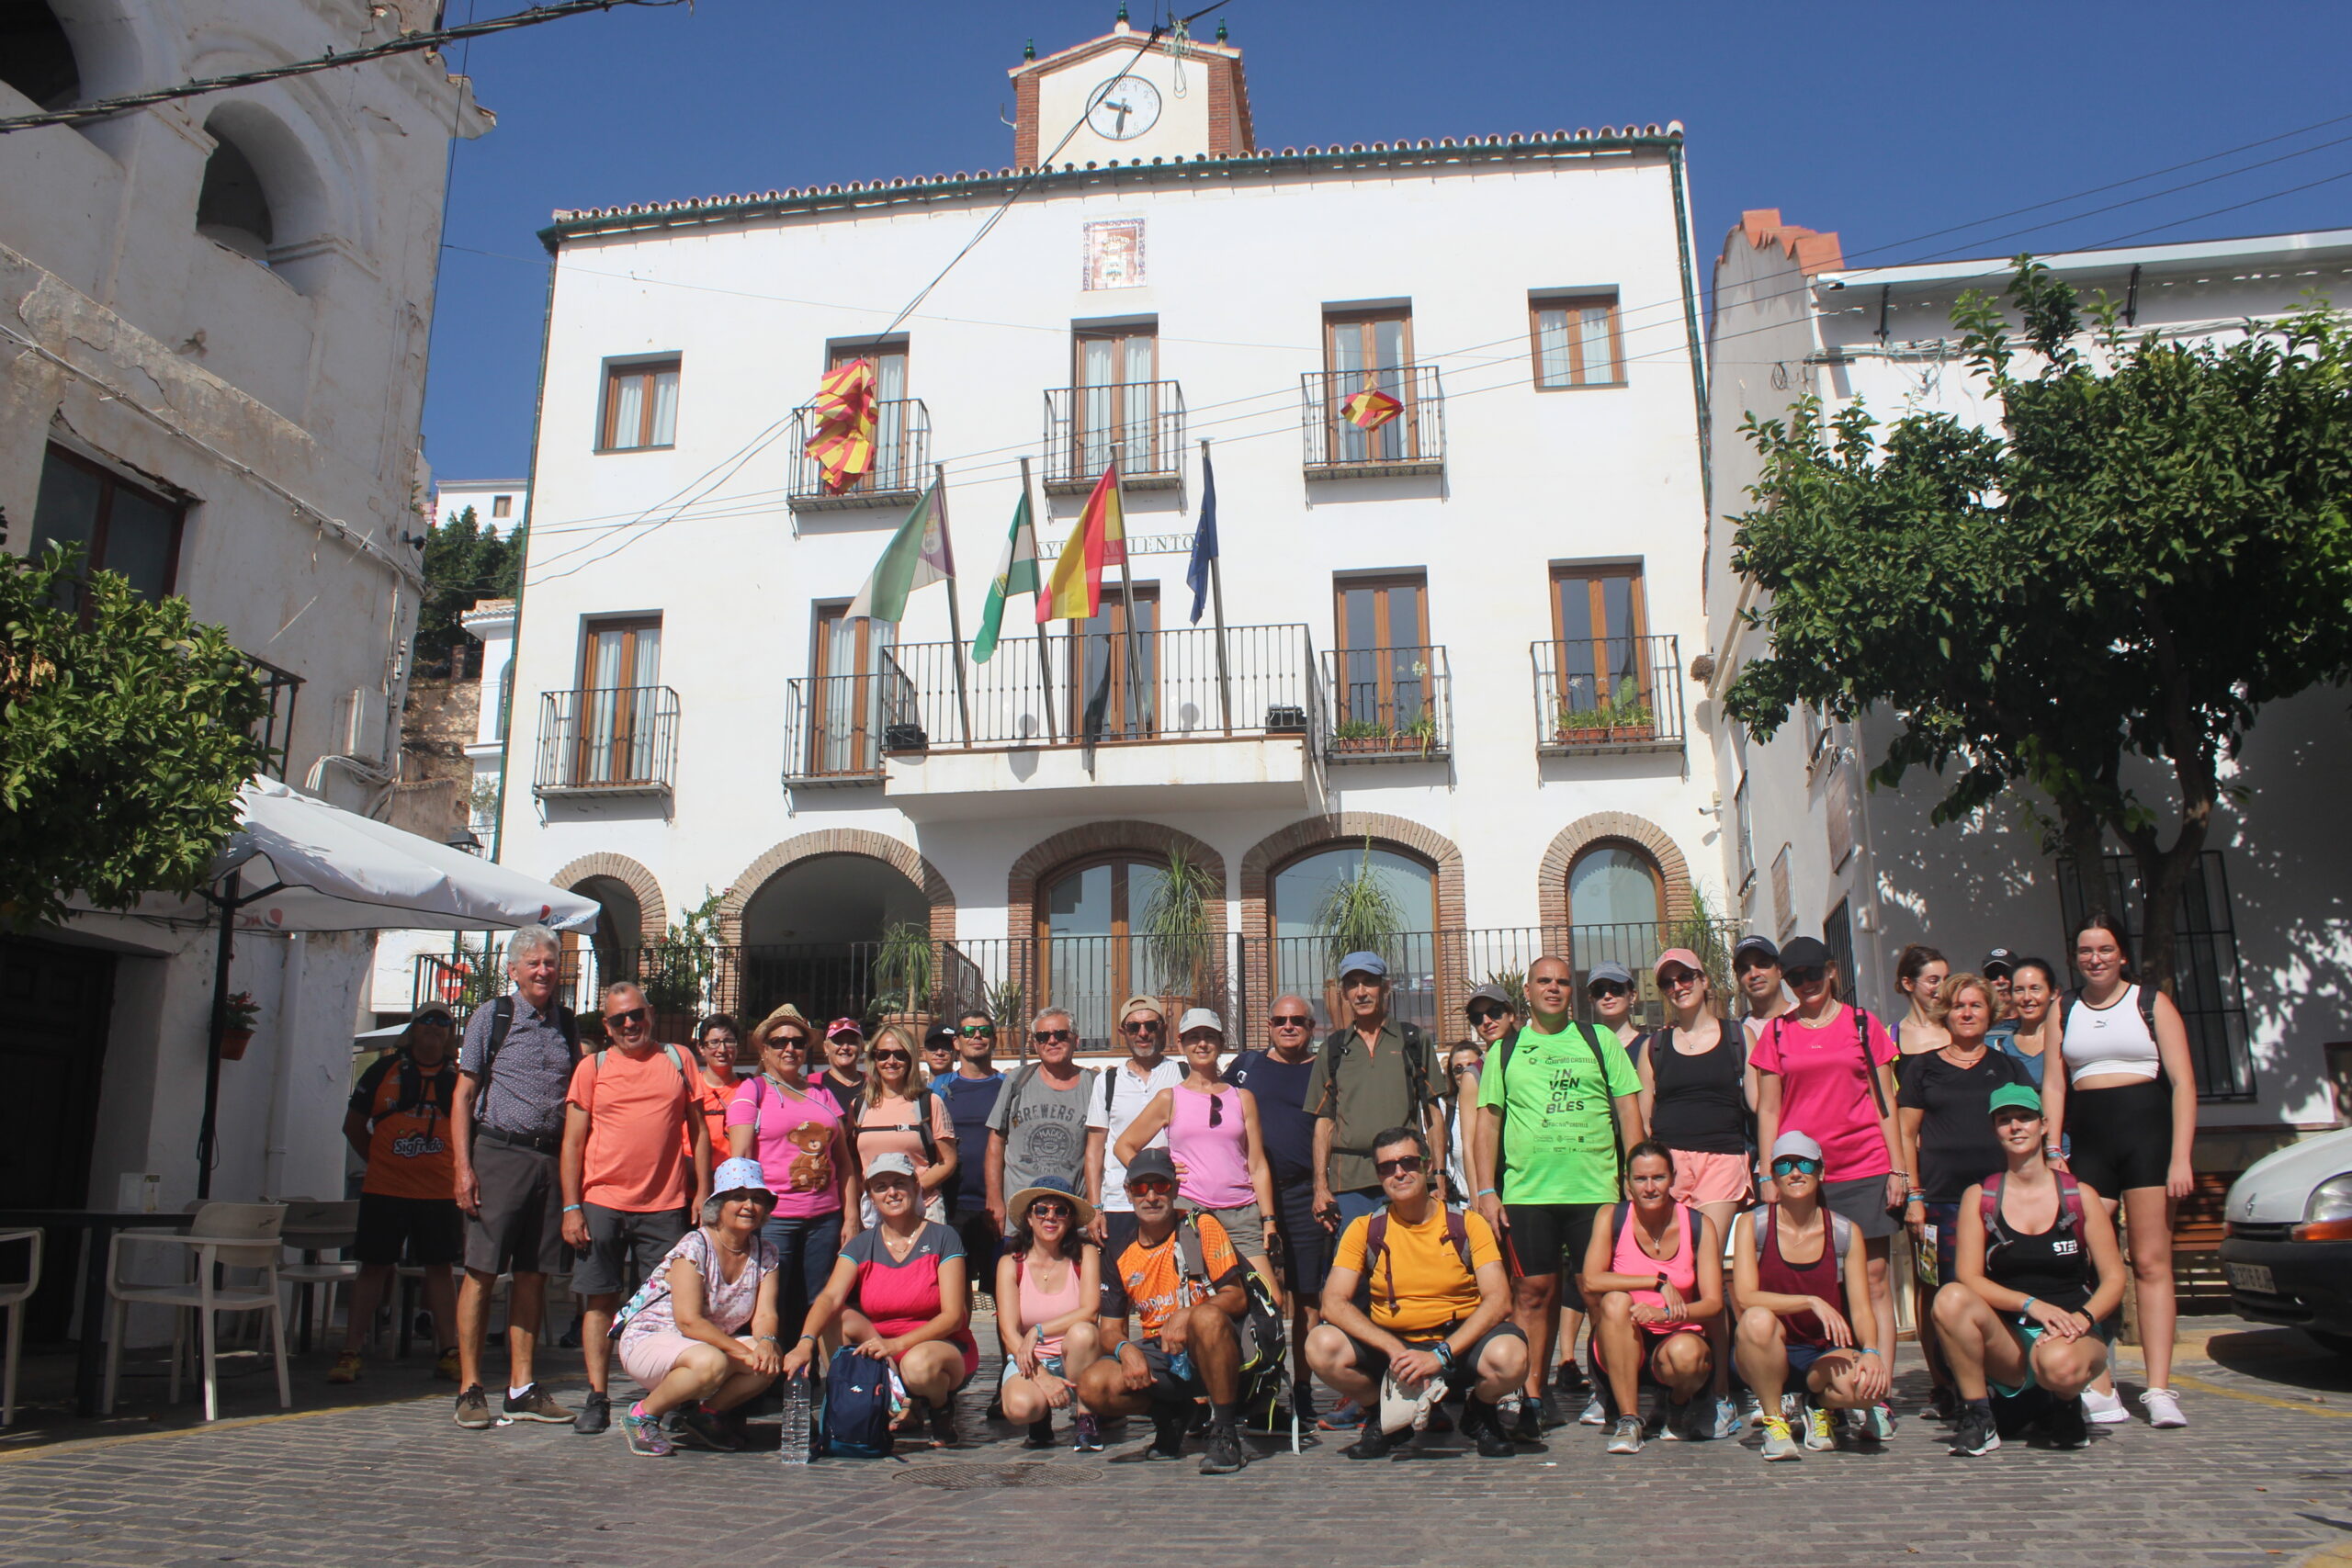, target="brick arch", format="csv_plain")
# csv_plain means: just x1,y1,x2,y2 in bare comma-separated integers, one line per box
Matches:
1004,820,1229,945
1236,814,1465,1021
718,829,956,946
1537,812,1692,931
549,852,668,941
